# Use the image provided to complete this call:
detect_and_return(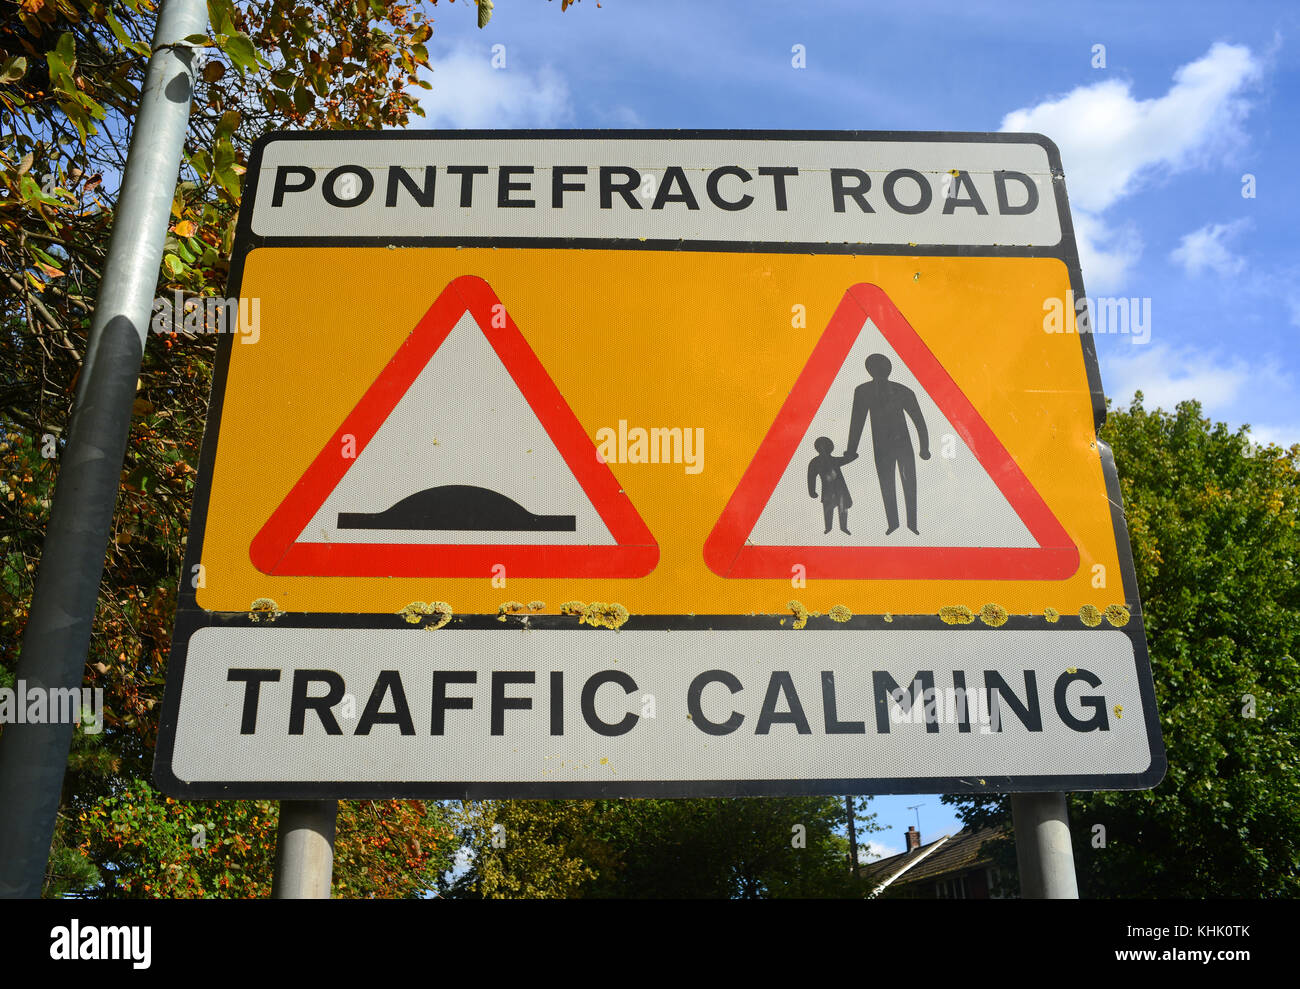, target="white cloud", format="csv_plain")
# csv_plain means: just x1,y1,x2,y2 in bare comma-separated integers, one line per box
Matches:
1105,345,1297,455
1245,423,1300,451
1070,210,1143,294
417,43,573,128
1103,343,1281,412
862,840,902,862
1244,263,1300,329
597,104,645,128
1170,219,1250,277
1285,285,1300,329
1001,42,1261,292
